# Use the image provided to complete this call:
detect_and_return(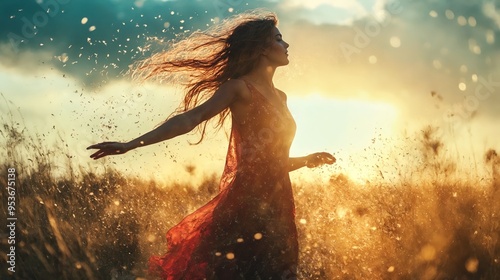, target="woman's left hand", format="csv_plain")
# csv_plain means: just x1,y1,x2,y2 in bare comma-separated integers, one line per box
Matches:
305,152,336,168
